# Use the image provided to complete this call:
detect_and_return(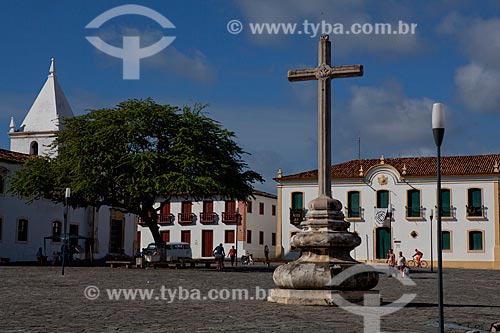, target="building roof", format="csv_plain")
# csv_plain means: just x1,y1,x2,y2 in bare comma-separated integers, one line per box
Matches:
17,58,74,133
0,149,29,163
252,189,277,199
277,154,500,181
